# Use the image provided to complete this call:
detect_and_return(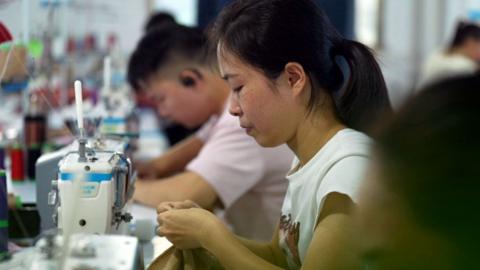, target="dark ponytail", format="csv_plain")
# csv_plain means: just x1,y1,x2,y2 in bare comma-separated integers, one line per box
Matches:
332,39,392,133
211,0,392,136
